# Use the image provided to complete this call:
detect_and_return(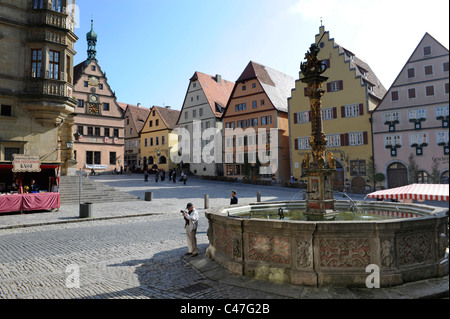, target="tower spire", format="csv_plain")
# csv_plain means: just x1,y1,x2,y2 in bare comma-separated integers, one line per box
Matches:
86,19,97,62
